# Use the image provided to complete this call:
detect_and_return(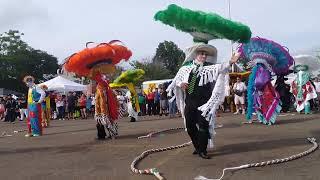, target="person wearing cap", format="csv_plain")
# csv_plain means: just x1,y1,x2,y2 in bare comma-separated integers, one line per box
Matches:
23,75,46,137
168,43,239,159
